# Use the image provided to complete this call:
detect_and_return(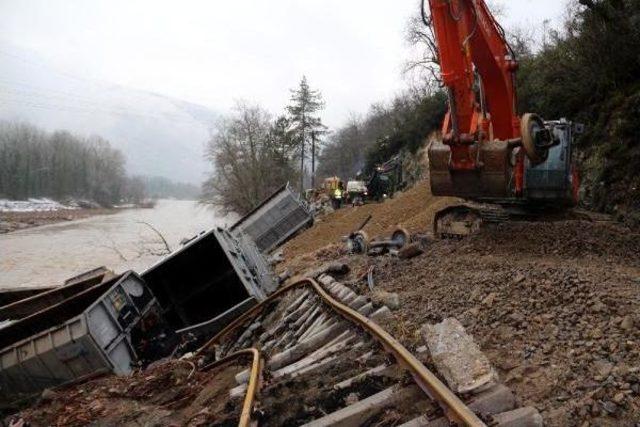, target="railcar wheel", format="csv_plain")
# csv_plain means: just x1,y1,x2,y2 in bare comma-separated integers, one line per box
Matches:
391,227,411,248
347,231,369,254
